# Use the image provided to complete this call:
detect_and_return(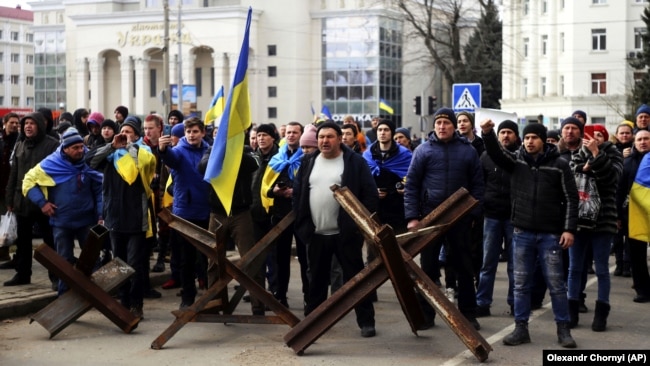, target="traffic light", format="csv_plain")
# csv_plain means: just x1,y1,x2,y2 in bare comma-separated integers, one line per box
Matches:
427,96,438,115
413,96,422,115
